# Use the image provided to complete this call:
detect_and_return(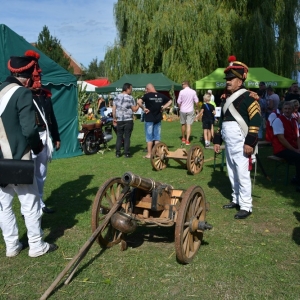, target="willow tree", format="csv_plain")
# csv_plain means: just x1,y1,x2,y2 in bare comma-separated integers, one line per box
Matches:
104,0,299,83
228,0,299,78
